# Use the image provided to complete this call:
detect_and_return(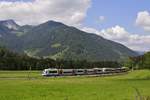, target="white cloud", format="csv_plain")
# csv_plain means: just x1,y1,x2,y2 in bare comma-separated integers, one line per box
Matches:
0,0,91,26
136,11,150,32
82,26,150,51
82,27,100,34
99,16,105,23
